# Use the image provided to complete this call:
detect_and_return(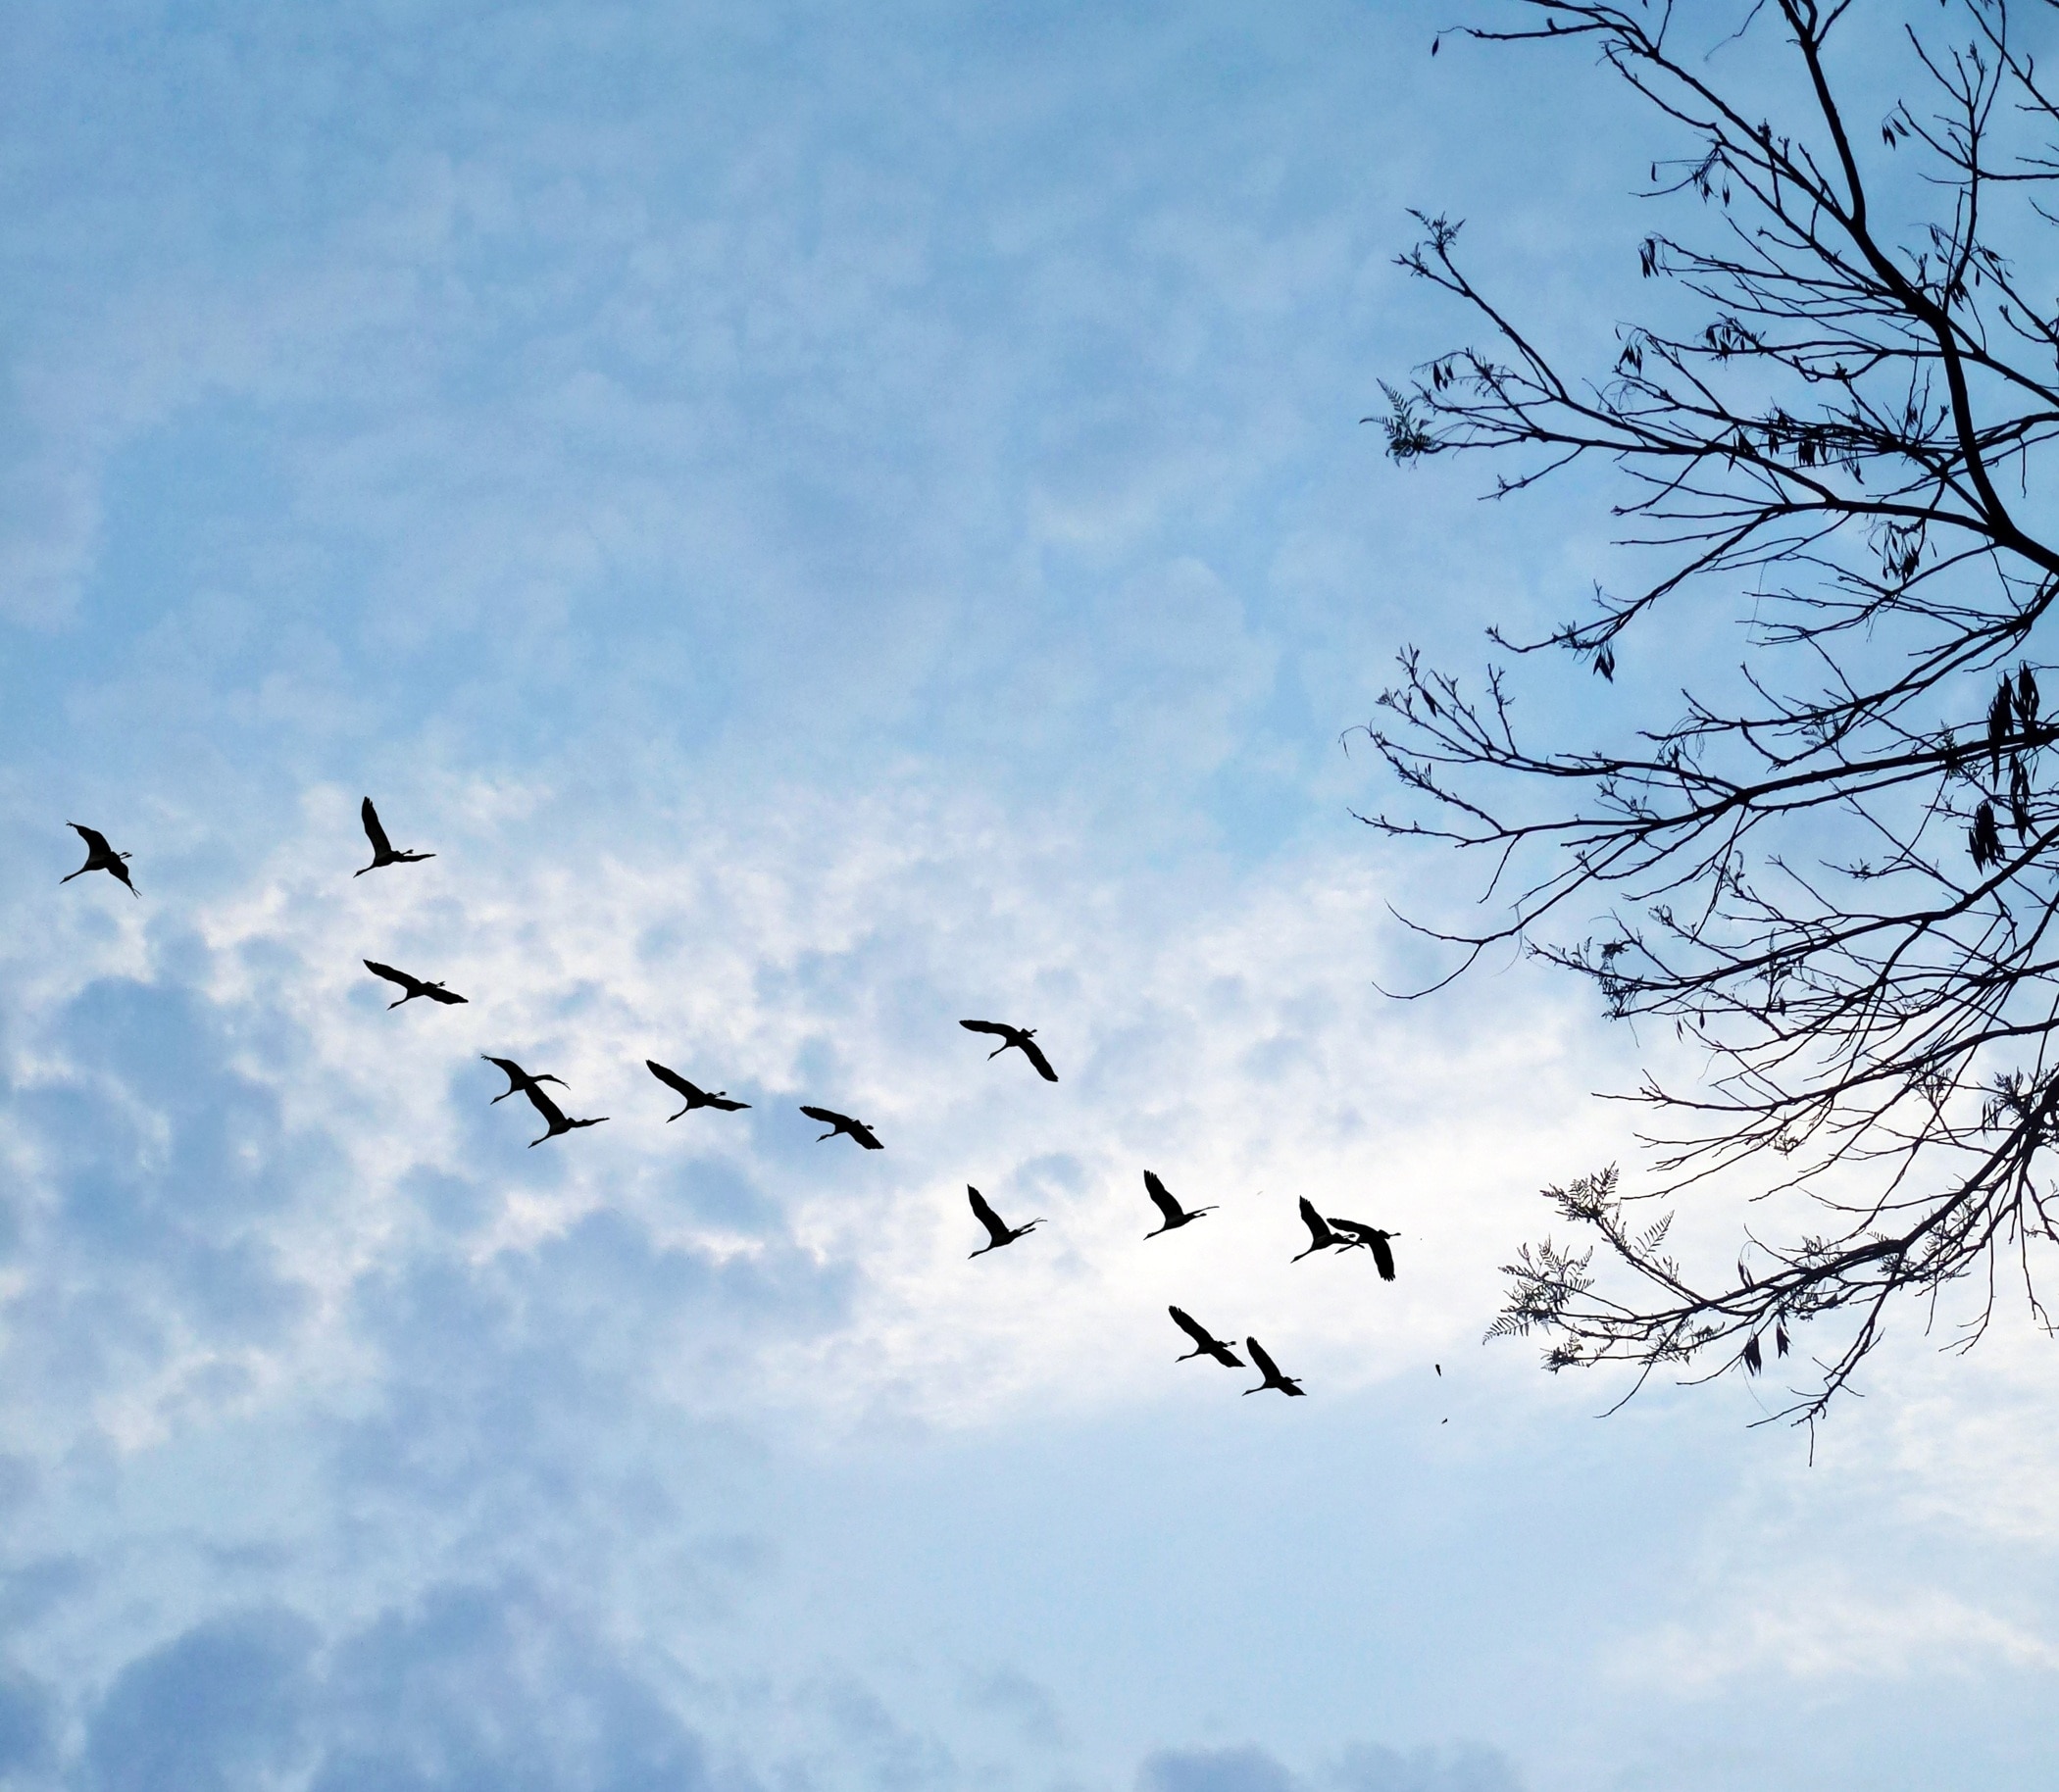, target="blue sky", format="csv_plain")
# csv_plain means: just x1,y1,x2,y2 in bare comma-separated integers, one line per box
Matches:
4,2,2059,1788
